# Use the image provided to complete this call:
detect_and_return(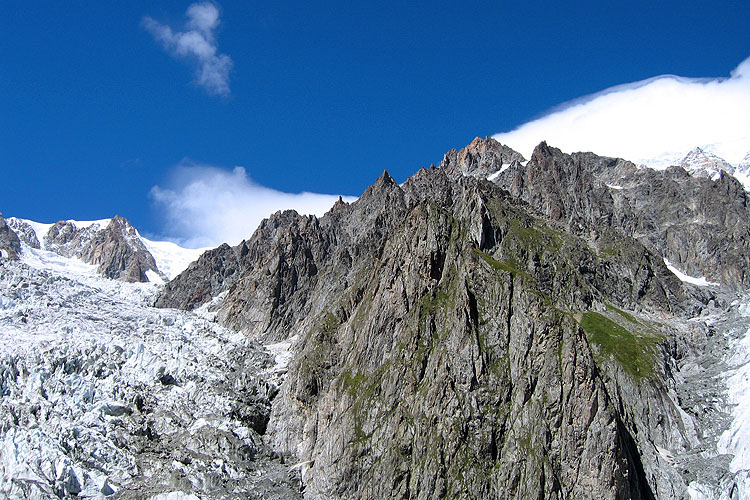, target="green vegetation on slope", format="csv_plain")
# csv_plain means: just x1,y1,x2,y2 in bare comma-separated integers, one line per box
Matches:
580,311,660,380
